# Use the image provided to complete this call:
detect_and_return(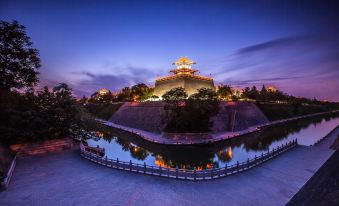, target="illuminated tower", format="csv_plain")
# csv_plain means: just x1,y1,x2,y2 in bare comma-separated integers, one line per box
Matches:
154,57,215,98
